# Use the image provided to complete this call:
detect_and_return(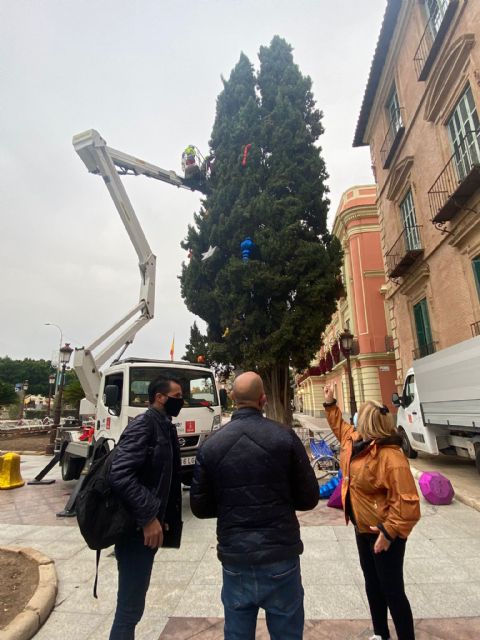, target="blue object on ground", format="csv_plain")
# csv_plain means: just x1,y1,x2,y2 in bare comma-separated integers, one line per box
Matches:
319,470,342,499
